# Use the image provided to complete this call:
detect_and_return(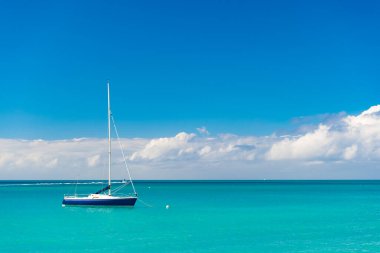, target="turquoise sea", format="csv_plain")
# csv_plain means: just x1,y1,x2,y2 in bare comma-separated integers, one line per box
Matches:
1,180,380,252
